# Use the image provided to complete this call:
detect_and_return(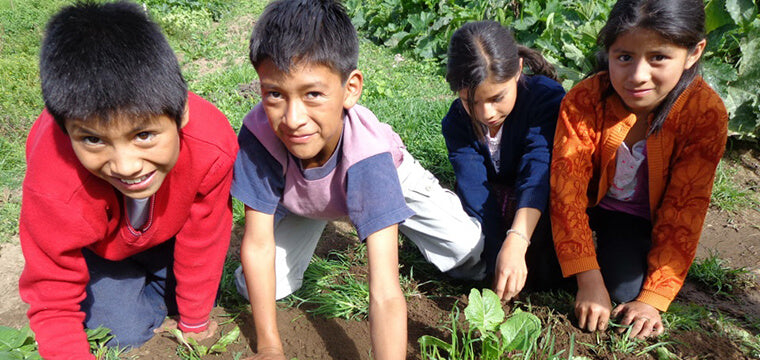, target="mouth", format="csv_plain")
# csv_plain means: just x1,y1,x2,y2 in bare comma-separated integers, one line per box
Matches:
114,171,155,189
626,88,652,98
286,133,314,144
